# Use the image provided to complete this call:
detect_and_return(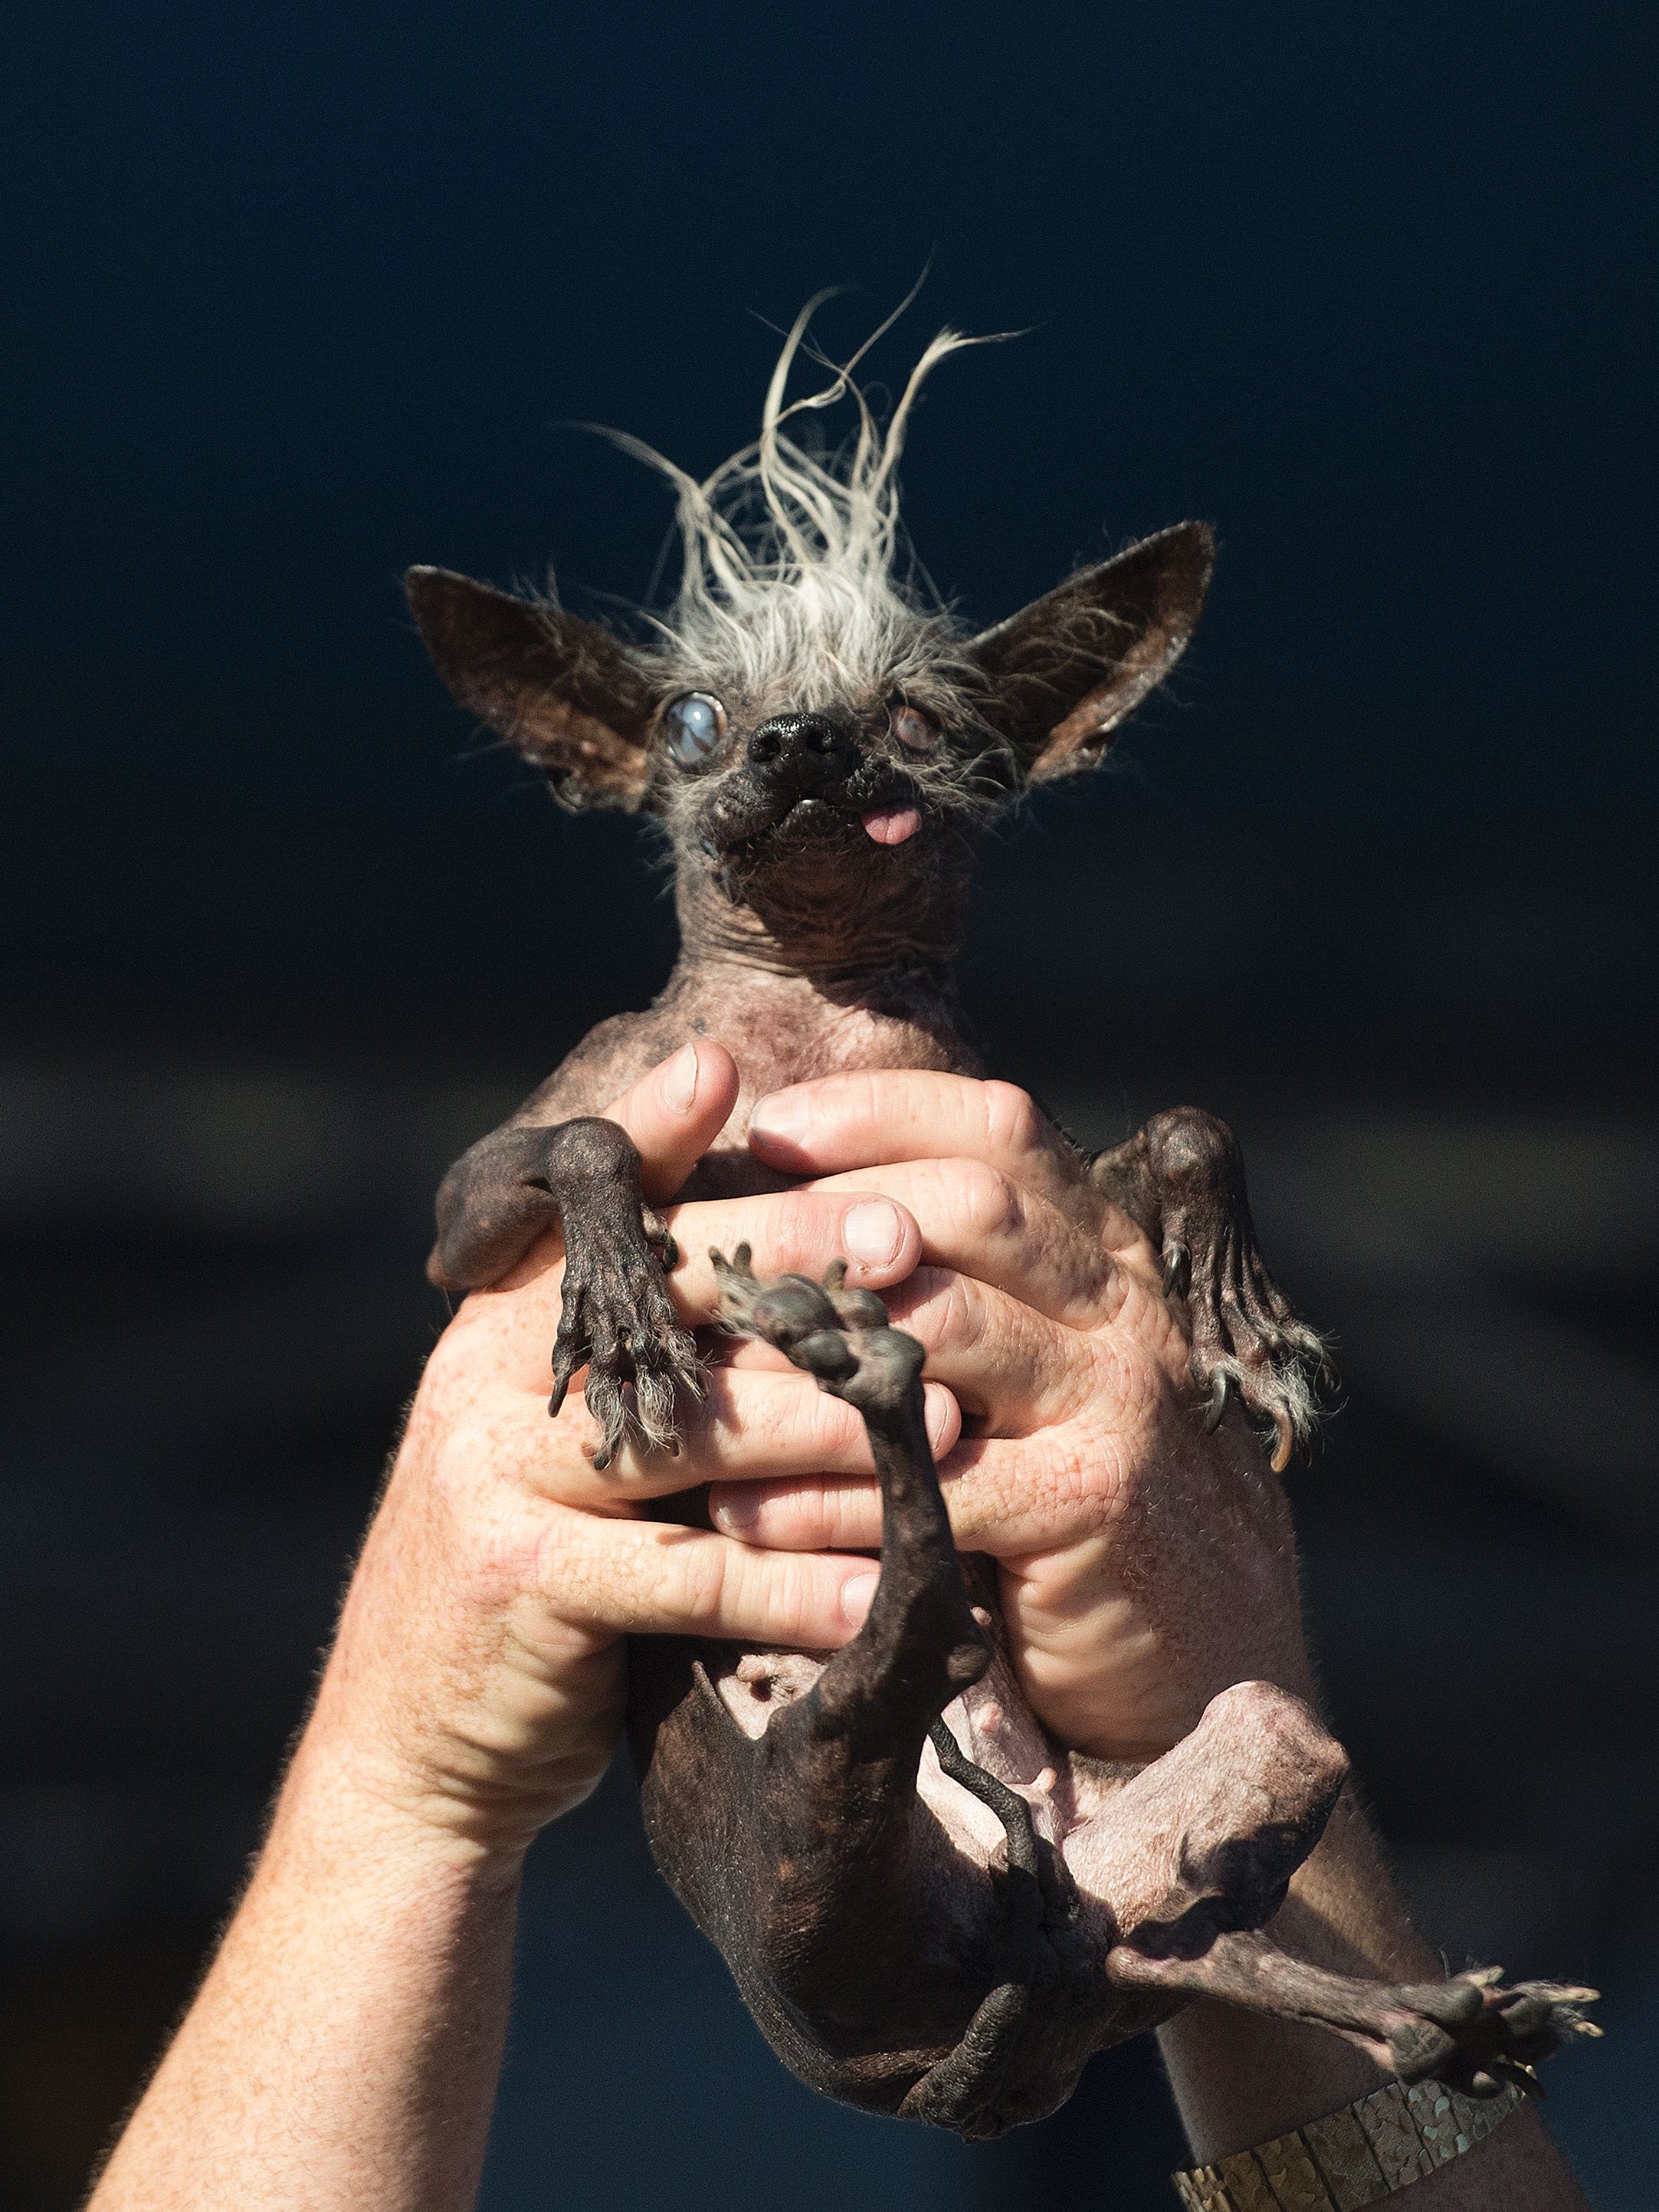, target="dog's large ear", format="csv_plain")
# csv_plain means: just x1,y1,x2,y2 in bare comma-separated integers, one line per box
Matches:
968,522,1215,783
405,566,658,813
